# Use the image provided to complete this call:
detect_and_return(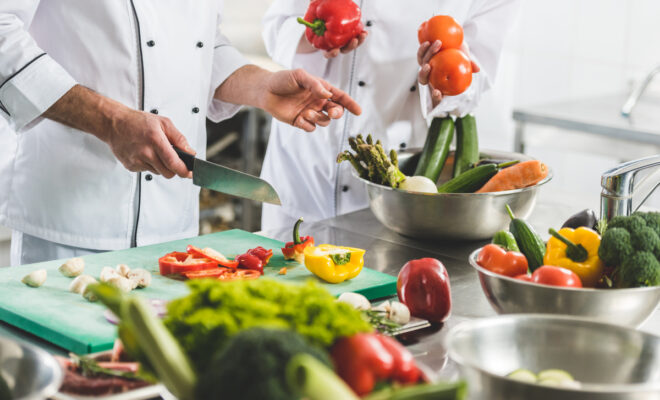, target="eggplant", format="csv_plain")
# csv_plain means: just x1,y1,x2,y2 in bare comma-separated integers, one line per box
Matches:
561,209,598,231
